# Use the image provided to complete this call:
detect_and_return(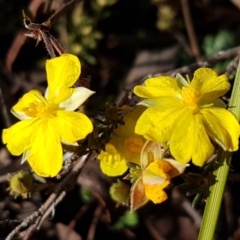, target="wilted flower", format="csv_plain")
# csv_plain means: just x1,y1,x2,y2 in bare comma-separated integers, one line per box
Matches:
130,141,187,212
